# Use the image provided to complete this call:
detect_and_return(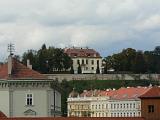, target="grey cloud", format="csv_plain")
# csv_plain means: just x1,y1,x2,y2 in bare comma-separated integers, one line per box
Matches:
0,0,160,61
